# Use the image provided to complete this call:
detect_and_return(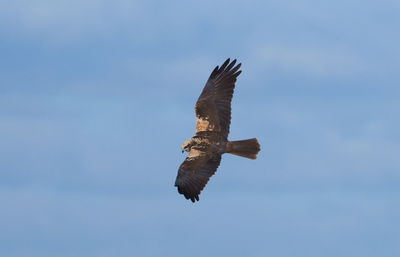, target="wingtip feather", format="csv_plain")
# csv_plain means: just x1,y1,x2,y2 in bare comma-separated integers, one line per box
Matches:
226,59,237,71
219,58,230,72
